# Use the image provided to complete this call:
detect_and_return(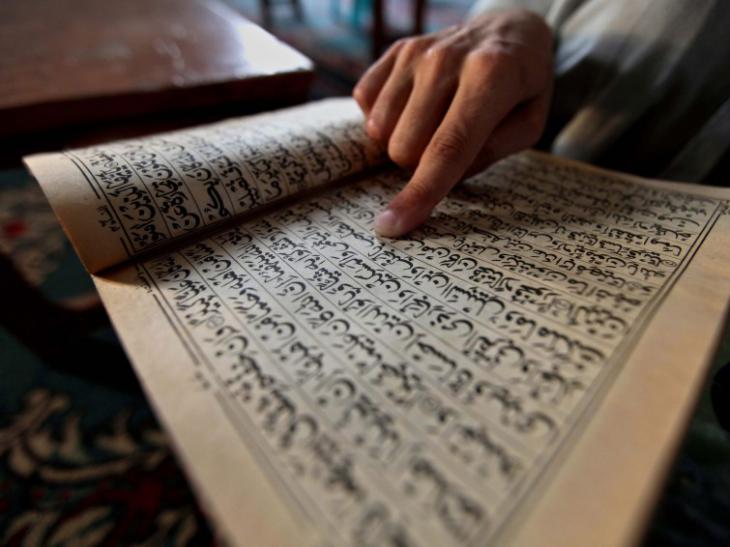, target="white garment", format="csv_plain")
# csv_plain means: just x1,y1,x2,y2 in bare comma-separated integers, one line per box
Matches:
470,0,730,182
